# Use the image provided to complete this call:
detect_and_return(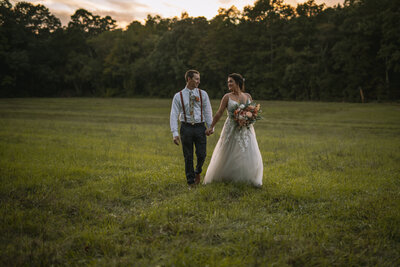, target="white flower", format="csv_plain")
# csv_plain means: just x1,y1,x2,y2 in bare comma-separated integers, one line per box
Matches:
239,104,245,109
